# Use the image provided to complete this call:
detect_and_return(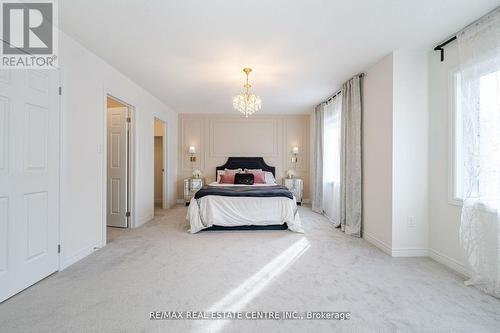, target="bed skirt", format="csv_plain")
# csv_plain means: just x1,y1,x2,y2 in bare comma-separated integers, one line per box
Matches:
186,196,303,233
